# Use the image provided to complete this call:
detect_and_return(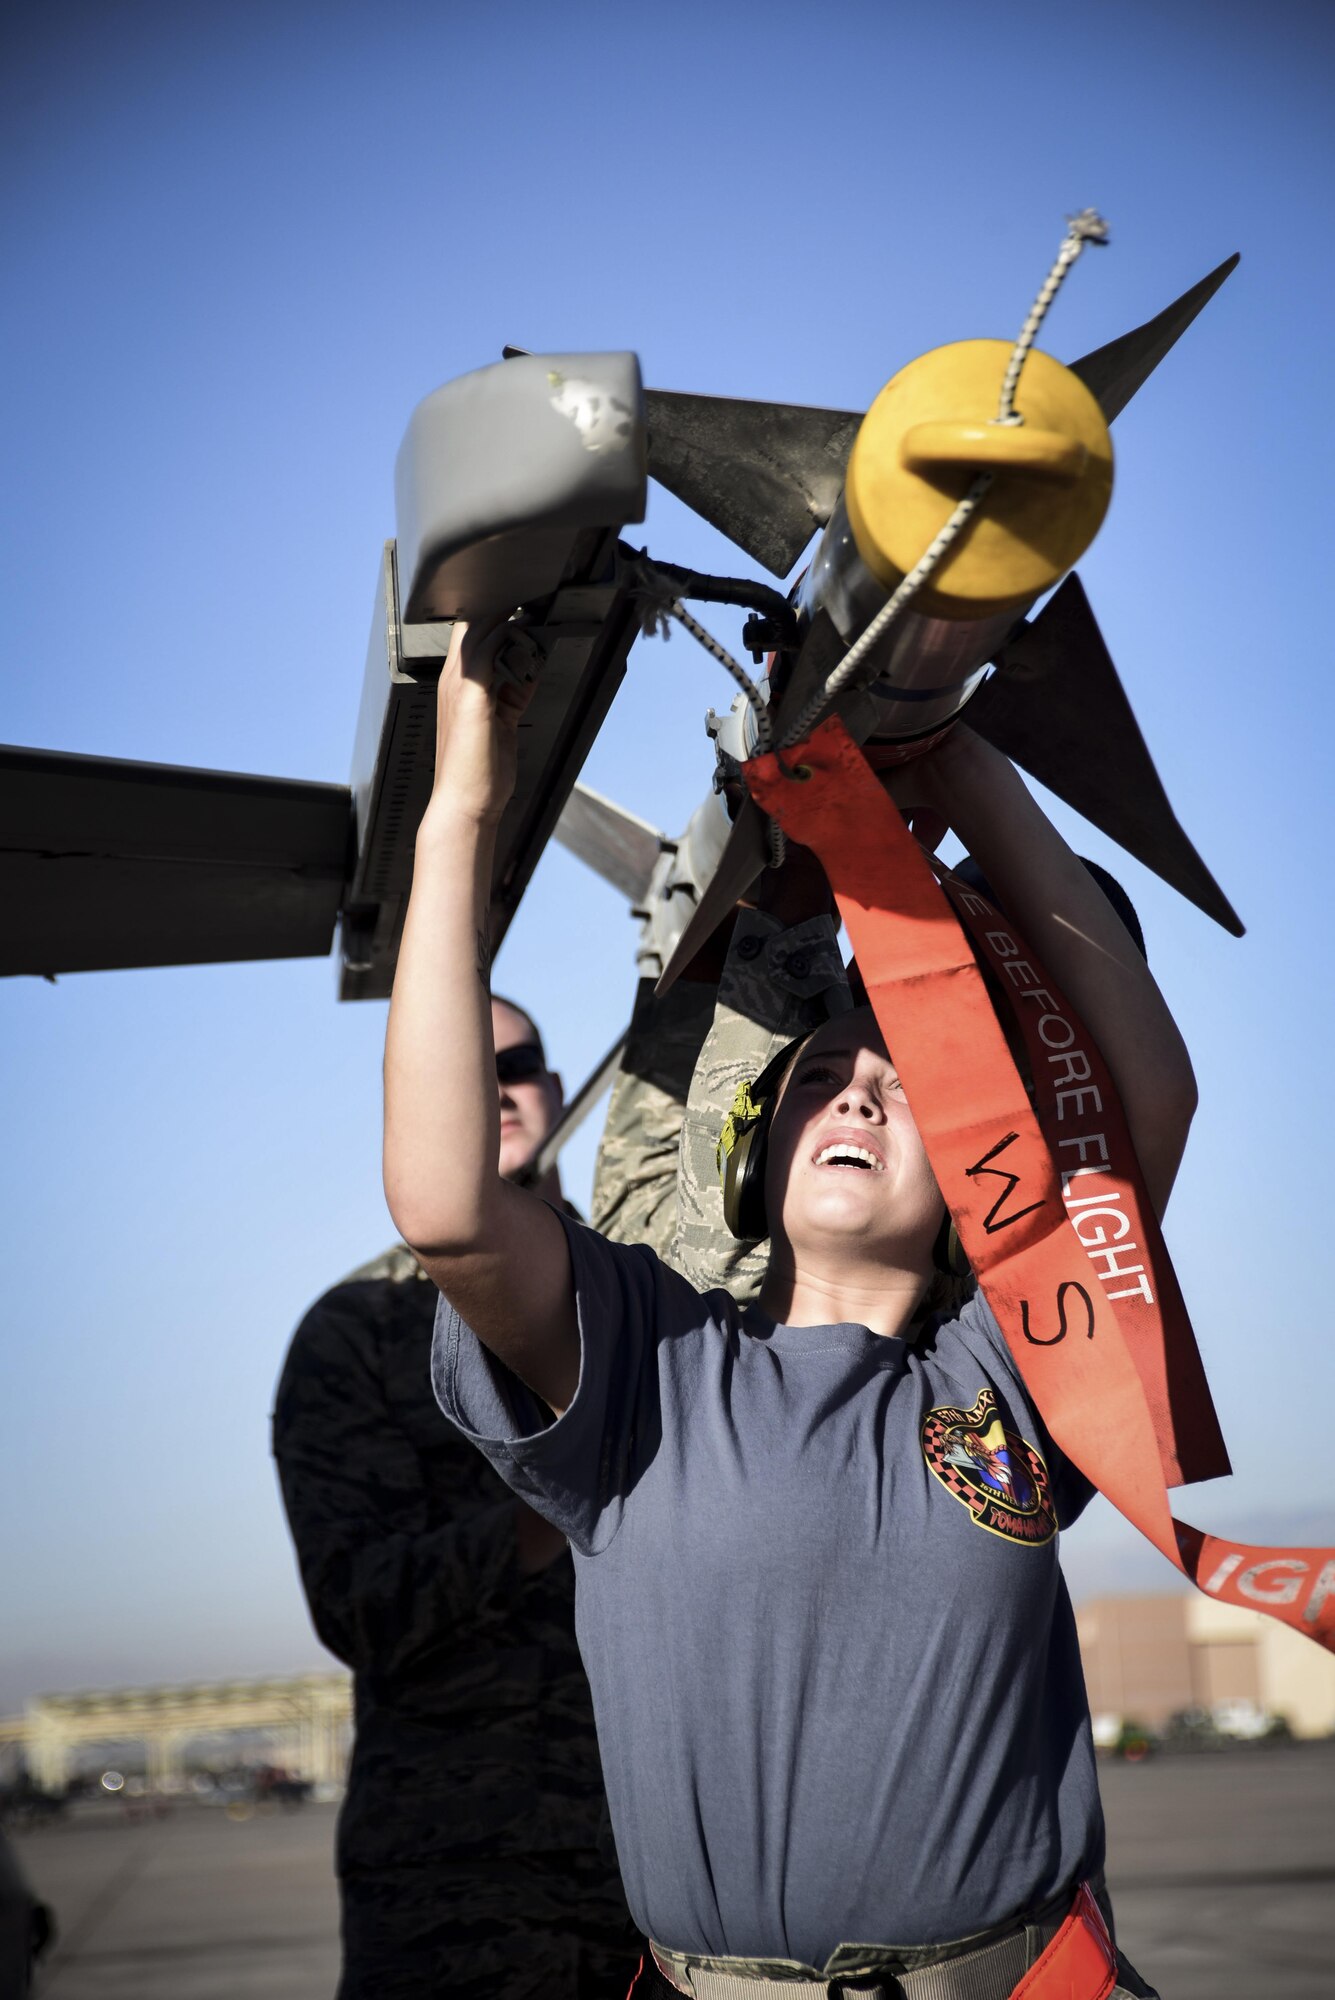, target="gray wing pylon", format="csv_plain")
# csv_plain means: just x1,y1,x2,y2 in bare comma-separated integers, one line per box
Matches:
340,352,652,998
339,537,643,1001
0,745,352,978
967,574,1244,936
